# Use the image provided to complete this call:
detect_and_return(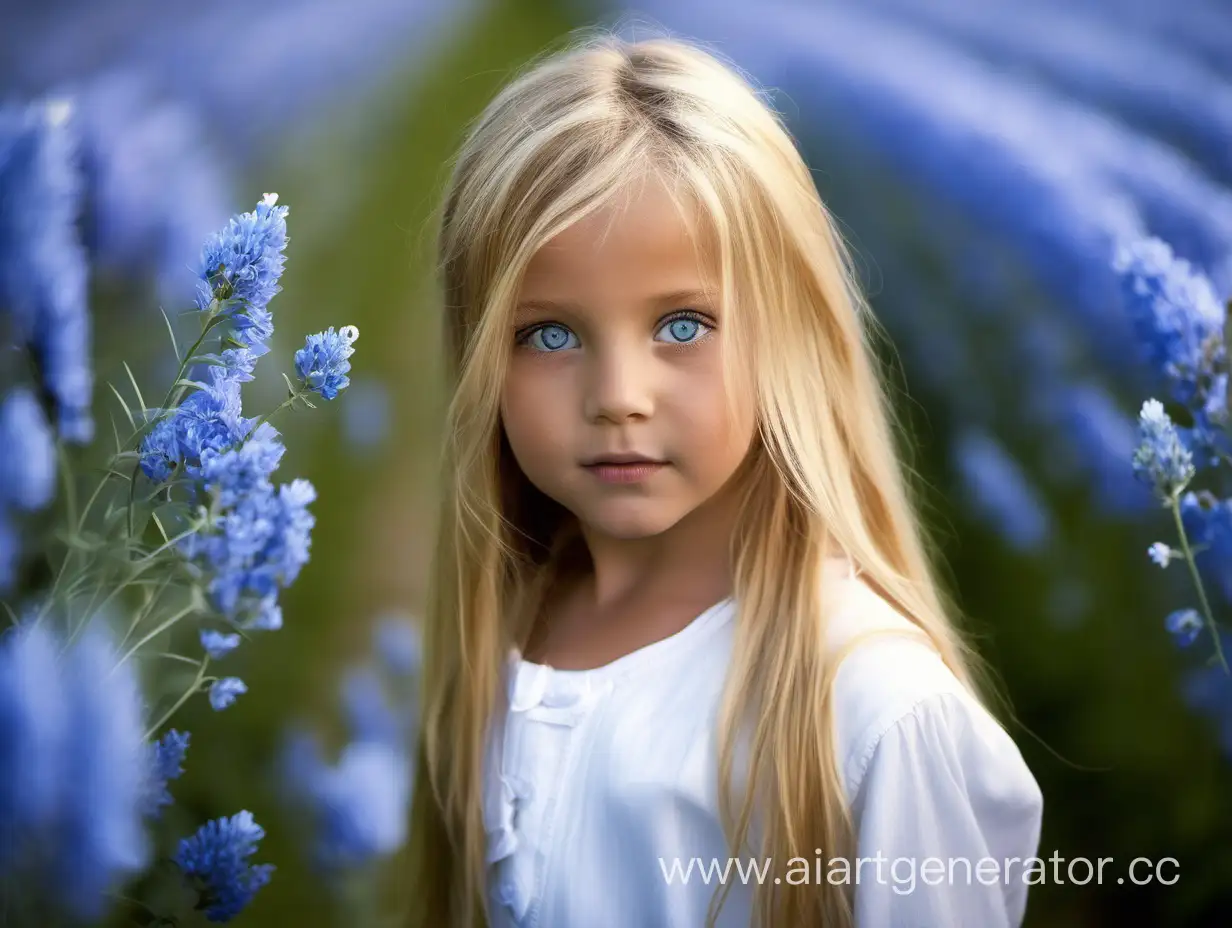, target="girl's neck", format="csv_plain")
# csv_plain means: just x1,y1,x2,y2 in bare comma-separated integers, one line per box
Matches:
520,477,745,669
577,474,744,612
